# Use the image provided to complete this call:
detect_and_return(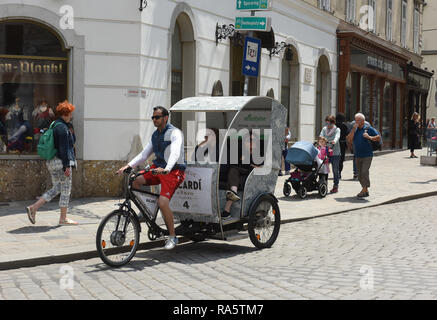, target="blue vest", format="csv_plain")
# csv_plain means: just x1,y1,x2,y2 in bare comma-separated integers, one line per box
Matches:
151,123,186,171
